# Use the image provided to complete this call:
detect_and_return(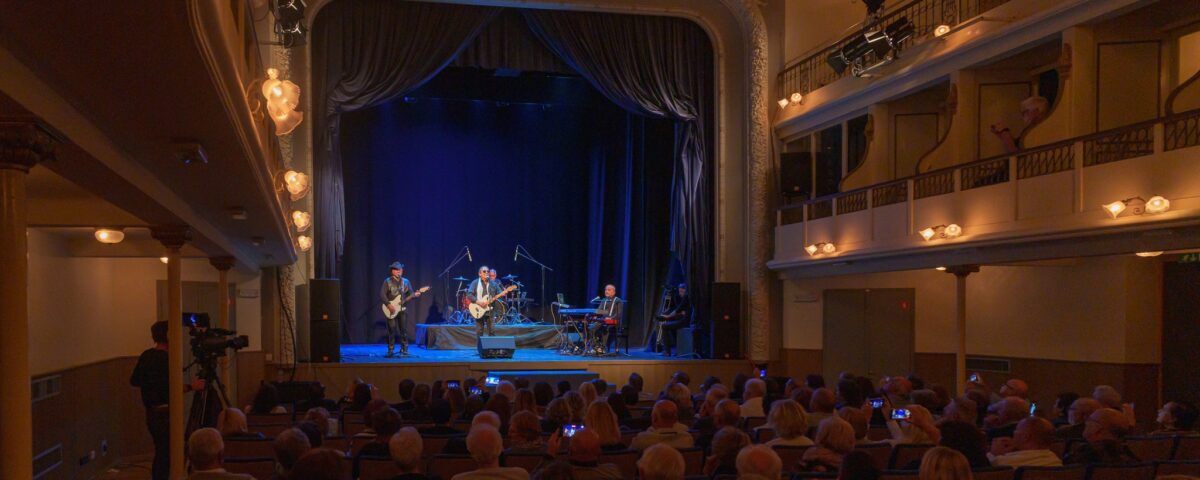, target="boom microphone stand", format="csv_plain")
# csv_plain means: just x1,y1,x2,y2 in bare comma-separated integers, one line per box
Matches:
438,246,472,322
514,245,552,323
